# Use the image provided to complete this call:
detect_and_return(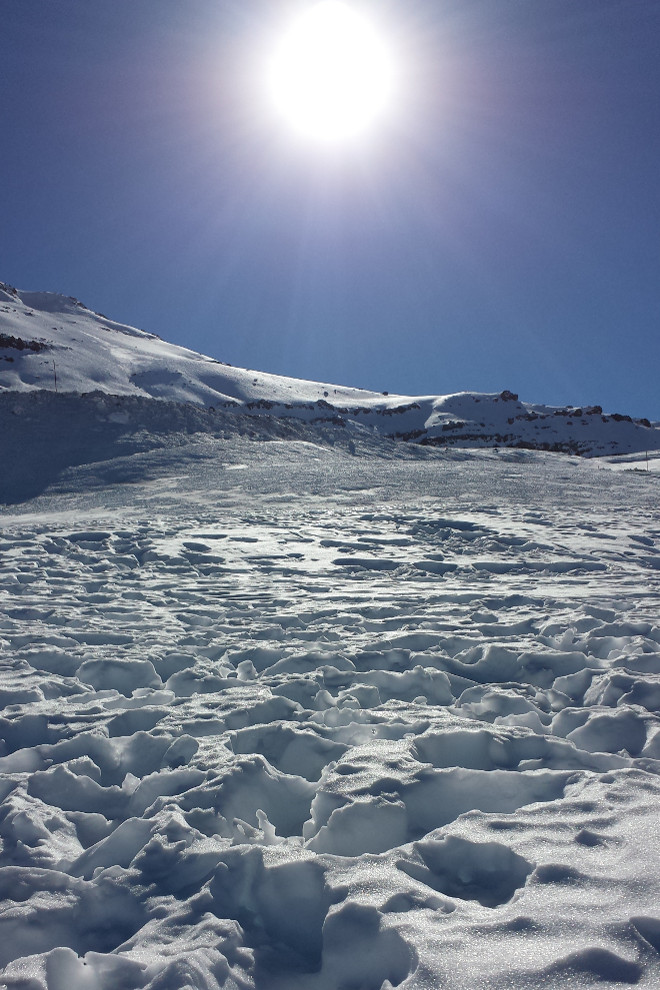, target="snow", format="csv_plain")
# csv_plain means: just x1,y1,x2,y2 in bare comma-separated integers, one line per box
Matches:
1,283,660,988
2,280,659,458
